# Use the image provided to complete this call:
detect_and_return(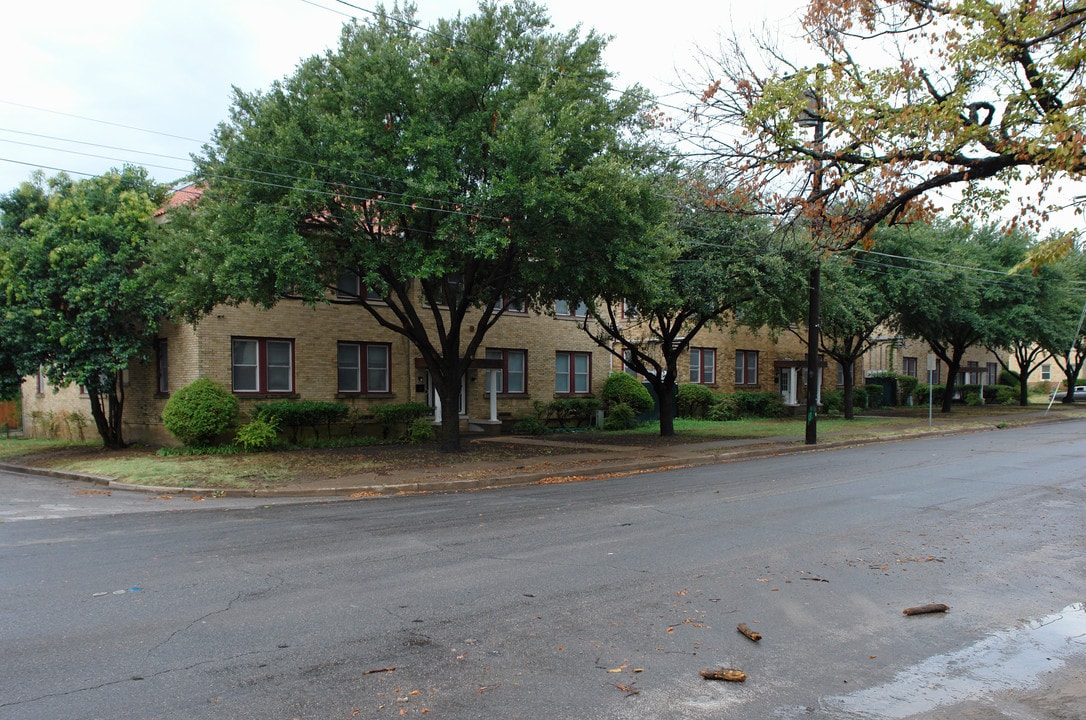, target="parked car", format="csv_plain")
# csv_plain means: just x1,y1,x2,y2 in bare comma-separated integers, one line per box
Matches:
1053,385,1086,401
